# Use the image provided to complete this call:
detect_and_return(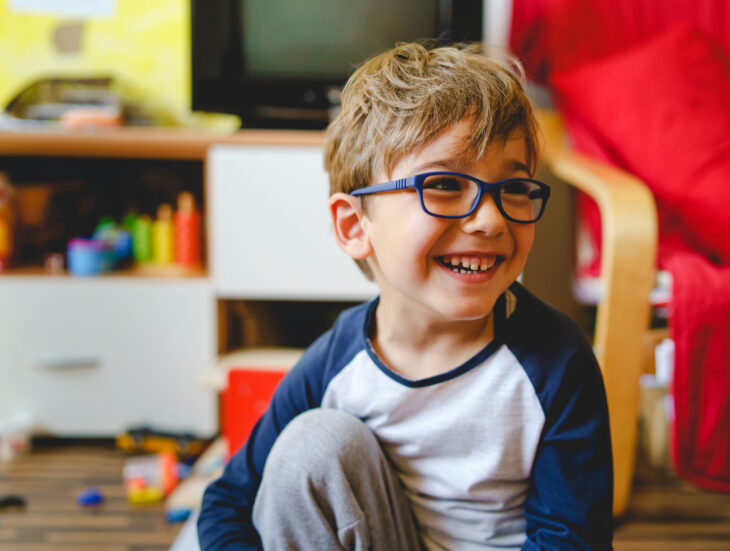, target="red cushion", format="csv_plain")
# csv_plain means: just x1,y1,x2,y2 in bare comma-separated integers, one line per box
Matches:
510,0,730,83
551,23,730,266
